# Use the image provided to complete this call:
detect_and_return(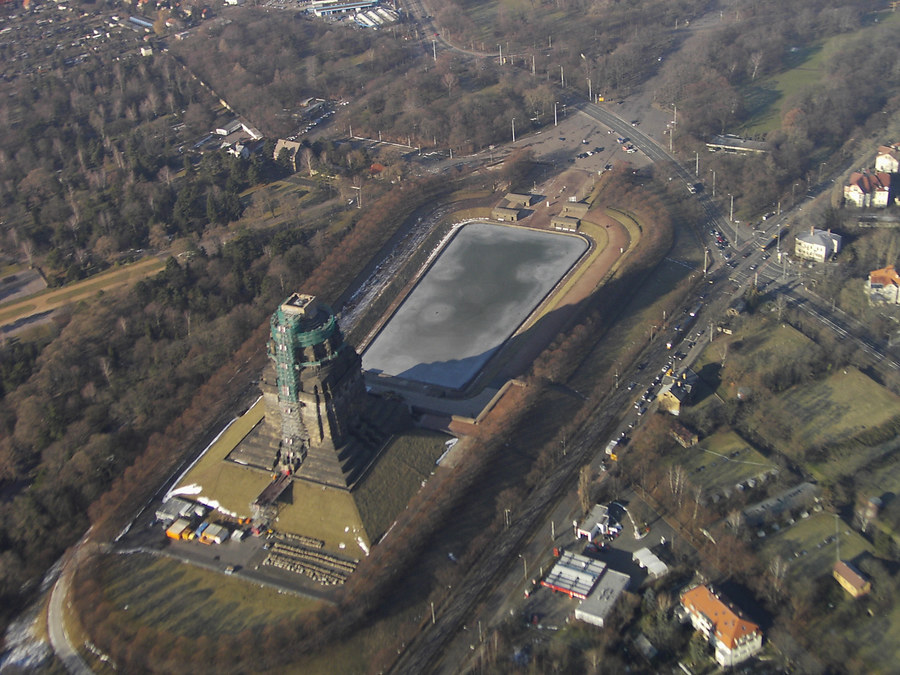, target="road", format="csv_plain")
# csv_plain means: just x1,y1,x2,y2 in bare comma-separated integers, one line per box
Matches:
47,549,94,675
